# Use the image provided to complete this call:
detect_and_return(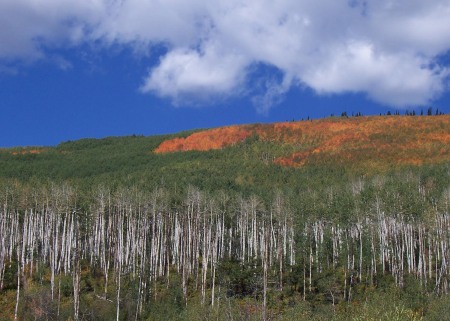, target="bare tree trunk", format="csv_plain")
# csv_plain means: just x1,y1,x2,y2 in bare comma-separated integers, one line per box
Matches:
14,239,21,321
262,222,268,321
